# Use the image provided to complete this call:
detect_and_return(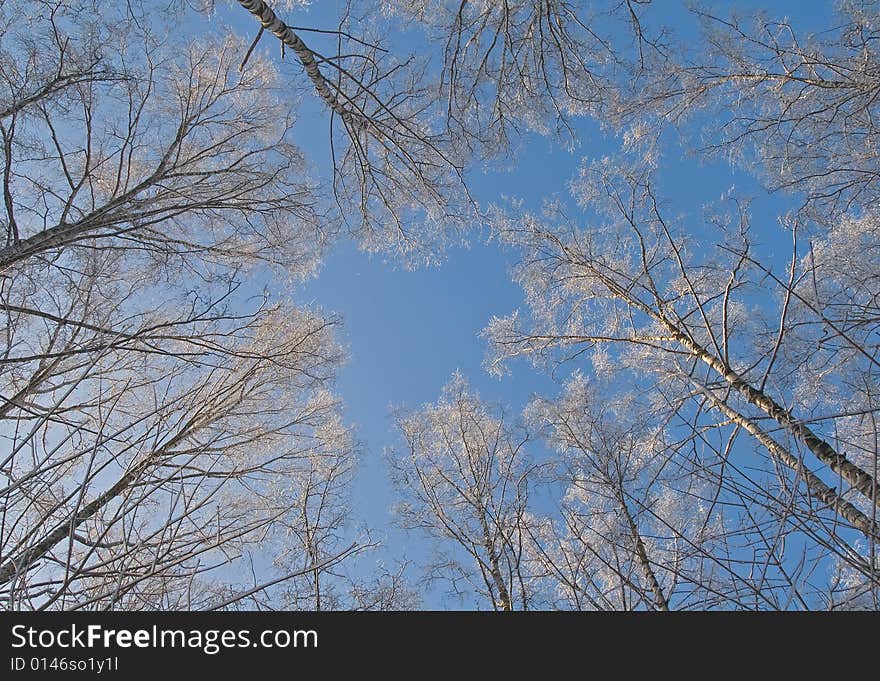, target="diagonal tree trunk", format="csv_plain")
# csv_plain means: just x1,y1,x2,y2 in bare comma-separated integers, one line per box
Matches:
695,382,879,539
614,489,670,611
563,240,880,513
237,0,363,127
